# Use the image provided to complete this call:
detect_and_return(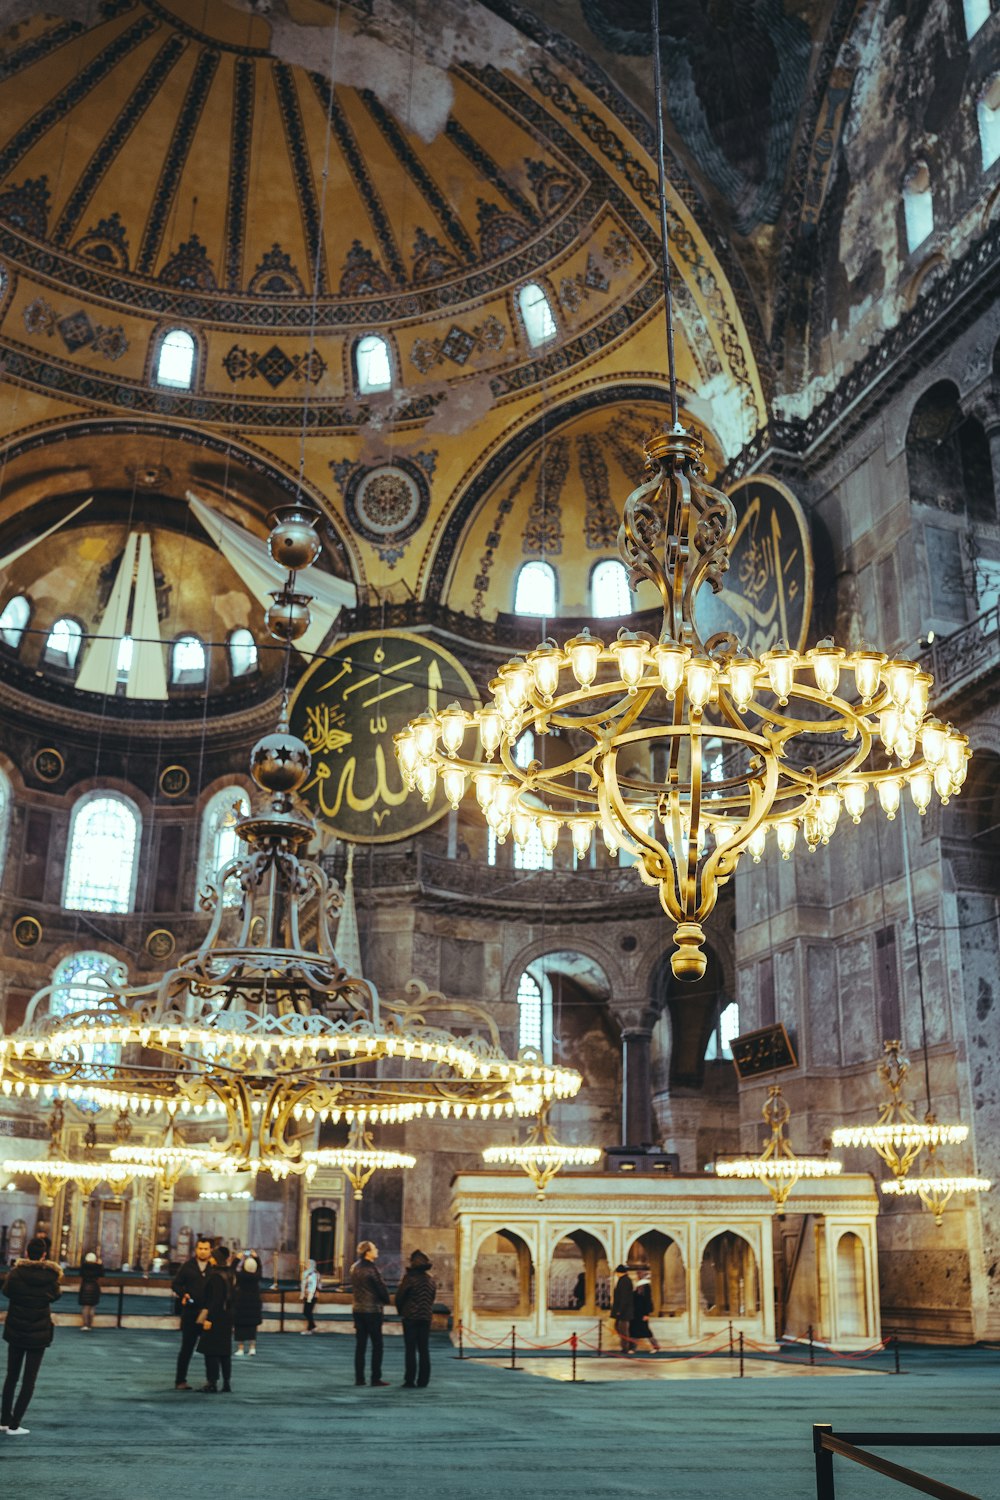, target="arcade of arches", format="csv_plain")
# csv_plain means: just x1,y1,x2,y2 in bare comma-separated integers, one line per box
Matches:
0,0,997,1360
